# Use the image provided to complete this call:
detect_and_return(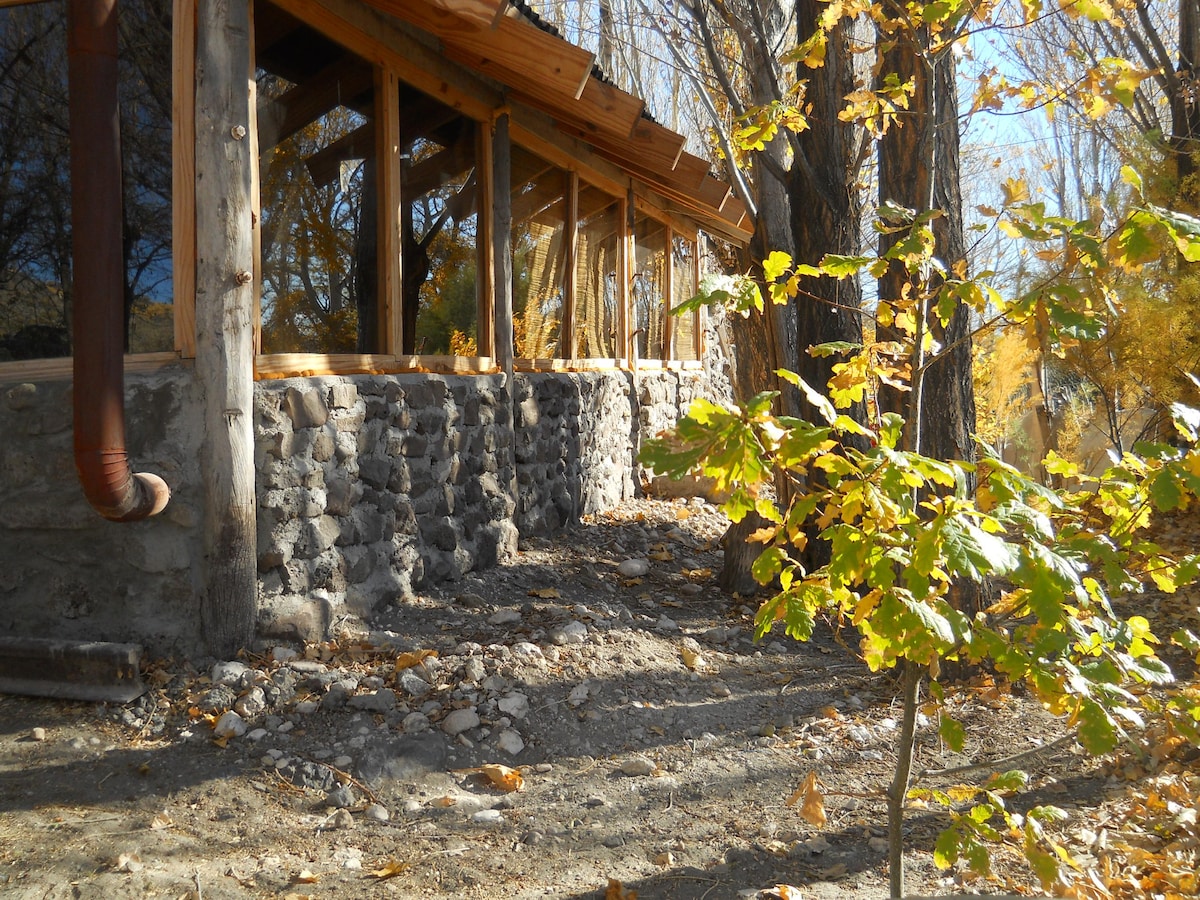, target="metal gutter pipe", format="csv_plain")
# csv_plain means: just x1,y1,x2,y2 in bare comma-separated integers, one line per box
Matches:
67,0,170,521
